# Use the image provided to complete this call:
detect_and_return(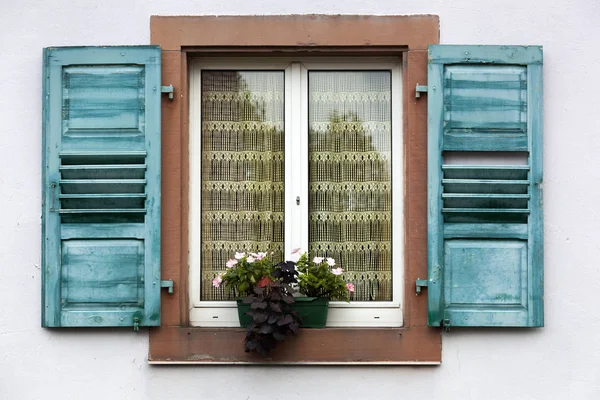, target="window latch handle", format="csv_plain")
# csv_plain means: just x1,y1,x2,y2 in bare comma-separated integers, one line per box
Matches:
296,196,300,205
